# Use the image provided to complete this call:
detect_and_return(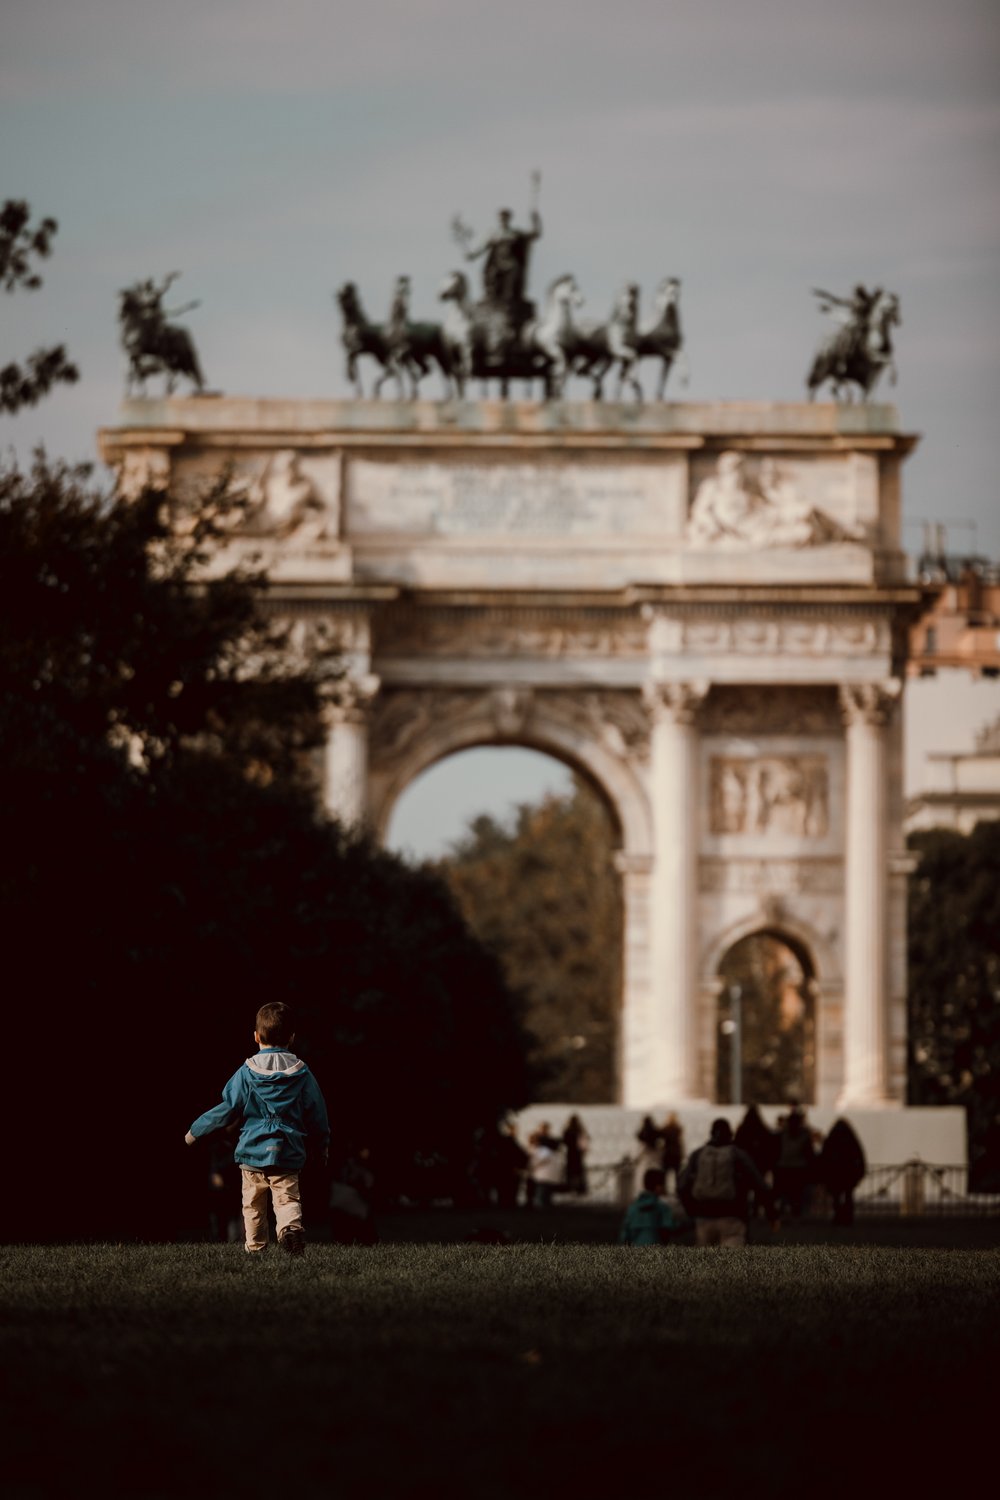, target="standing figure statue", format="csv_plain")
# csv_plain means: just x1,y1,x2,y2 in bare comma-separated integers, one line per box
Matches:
807,283,899,403
119,272,205,395
452,170,543,368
